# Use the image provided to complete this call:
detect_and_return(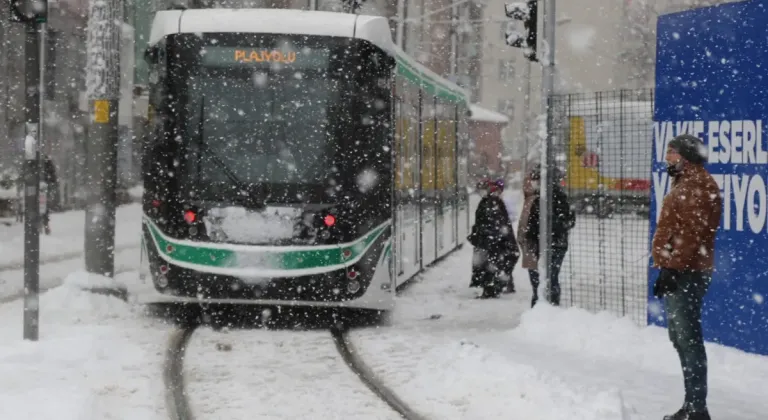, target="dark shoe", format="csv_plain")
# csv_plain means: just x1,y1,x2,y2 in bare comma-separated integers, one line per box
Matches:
503,280,516,294
687,410,711,420
663,406,690,420
481,284,501,299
